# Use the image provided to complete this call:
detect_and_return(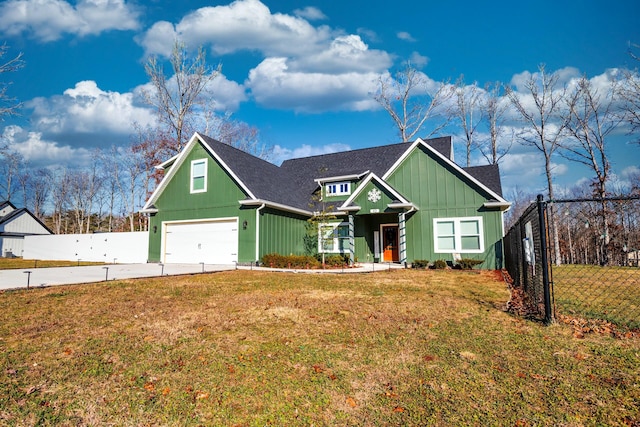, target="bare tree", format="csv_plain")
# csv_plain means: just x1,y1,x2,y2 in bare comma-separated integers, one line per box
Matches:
0,43,24,119
373,63,452,142
31,168,52,219
212,112,273,160
506,64,569,265
51,168,70,234
561,75,622,264
0,144,23,201
478,82,512,165
453,76,483,166
142,40,221,157
619,68,640,142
